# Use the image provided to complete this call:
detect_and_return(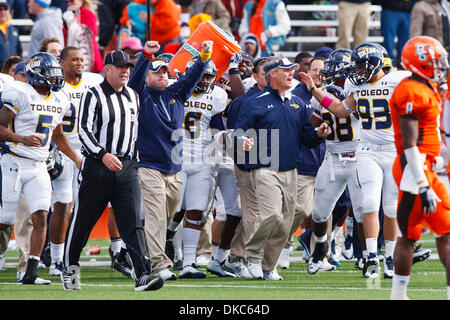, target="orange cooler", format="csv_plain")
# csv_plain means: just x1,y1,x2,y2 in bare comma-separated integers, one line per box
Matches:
169,20,241,80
